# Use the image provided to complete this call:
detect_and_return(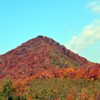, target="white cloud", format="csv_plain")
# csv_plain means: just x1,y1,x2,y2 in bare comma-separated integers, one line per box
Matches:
87,0,100,13
67,19,100,53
